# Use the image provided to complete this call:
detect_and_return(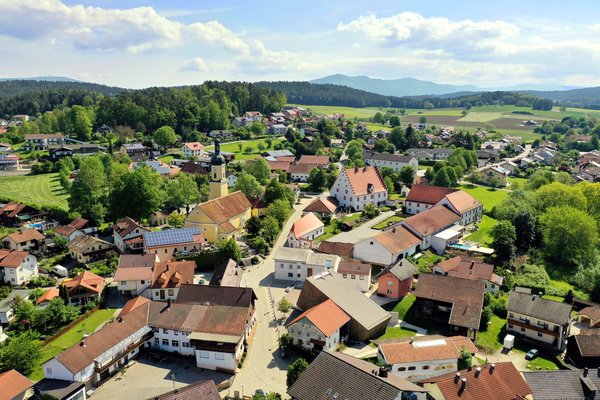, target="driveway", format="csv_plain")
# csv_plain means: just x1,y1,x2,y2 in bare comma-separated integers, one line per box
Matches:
327,210,395,244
